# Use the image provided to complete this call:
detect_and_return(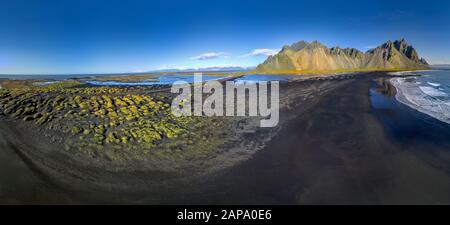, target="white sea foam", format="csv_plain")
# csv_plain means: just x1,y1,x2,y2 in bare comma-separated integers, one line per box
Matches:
388,71,417,76
388,70,434,76
390,77,450,124
419,86,447,97
427,82,441,87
